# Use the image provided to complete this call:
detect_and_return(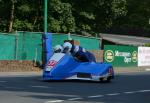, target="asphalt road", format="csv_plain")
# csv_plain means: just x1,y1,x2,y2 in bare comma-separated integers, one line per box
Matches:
0,72,150,103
